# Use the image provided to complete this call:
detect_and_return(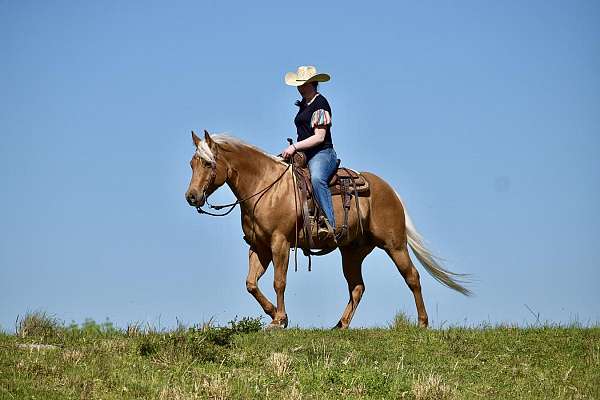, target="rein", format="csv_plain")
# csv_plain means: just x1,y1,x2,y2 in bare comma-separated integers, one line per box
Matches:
195,161,291,217
194,151,309,273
